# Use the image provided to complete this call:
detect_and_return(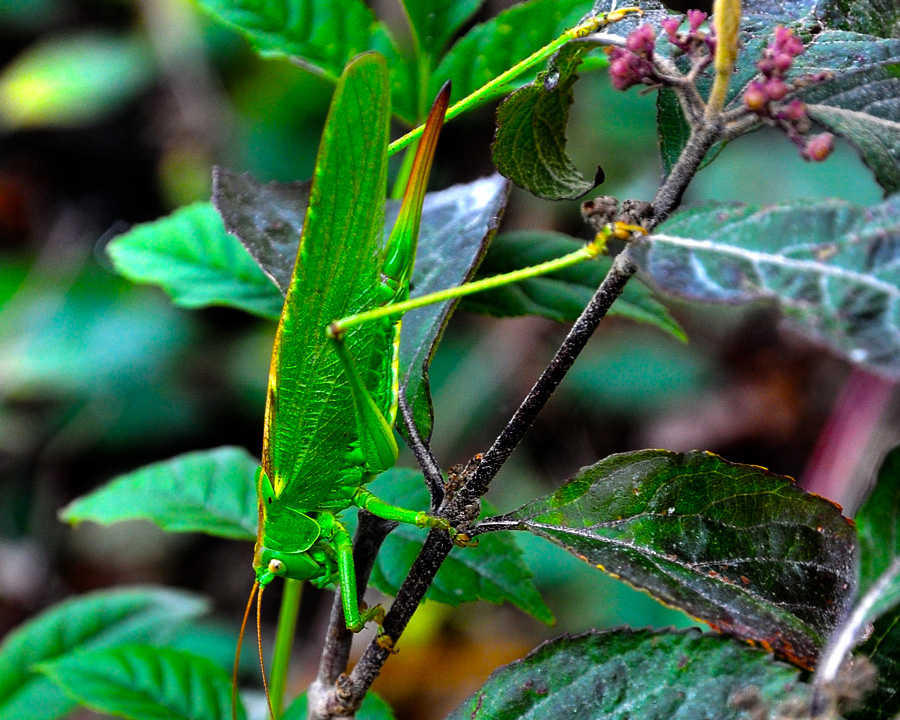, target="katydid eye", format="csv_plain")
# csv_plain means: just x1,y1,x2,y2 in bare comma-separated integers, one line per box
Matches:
268,559,285,575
